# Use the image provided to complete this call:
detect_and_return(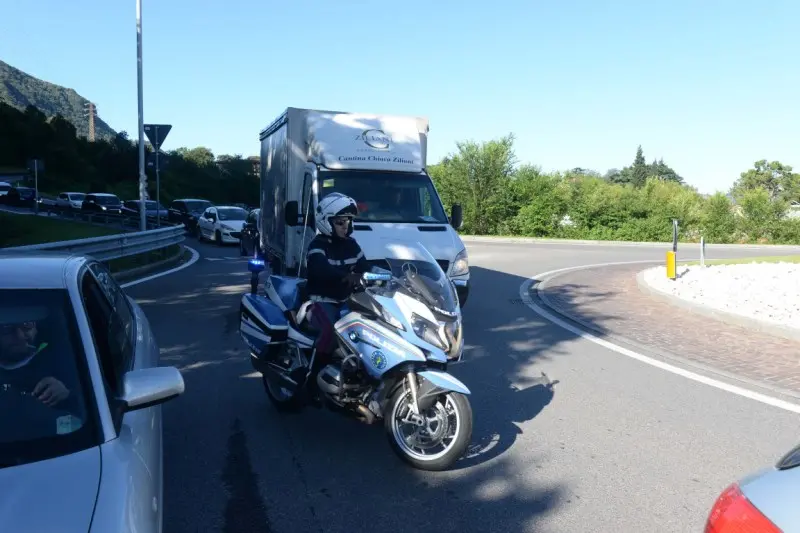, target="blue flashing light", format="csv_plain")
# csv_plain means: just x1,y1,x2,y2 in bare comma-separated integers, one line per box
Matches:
248,258,266,273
